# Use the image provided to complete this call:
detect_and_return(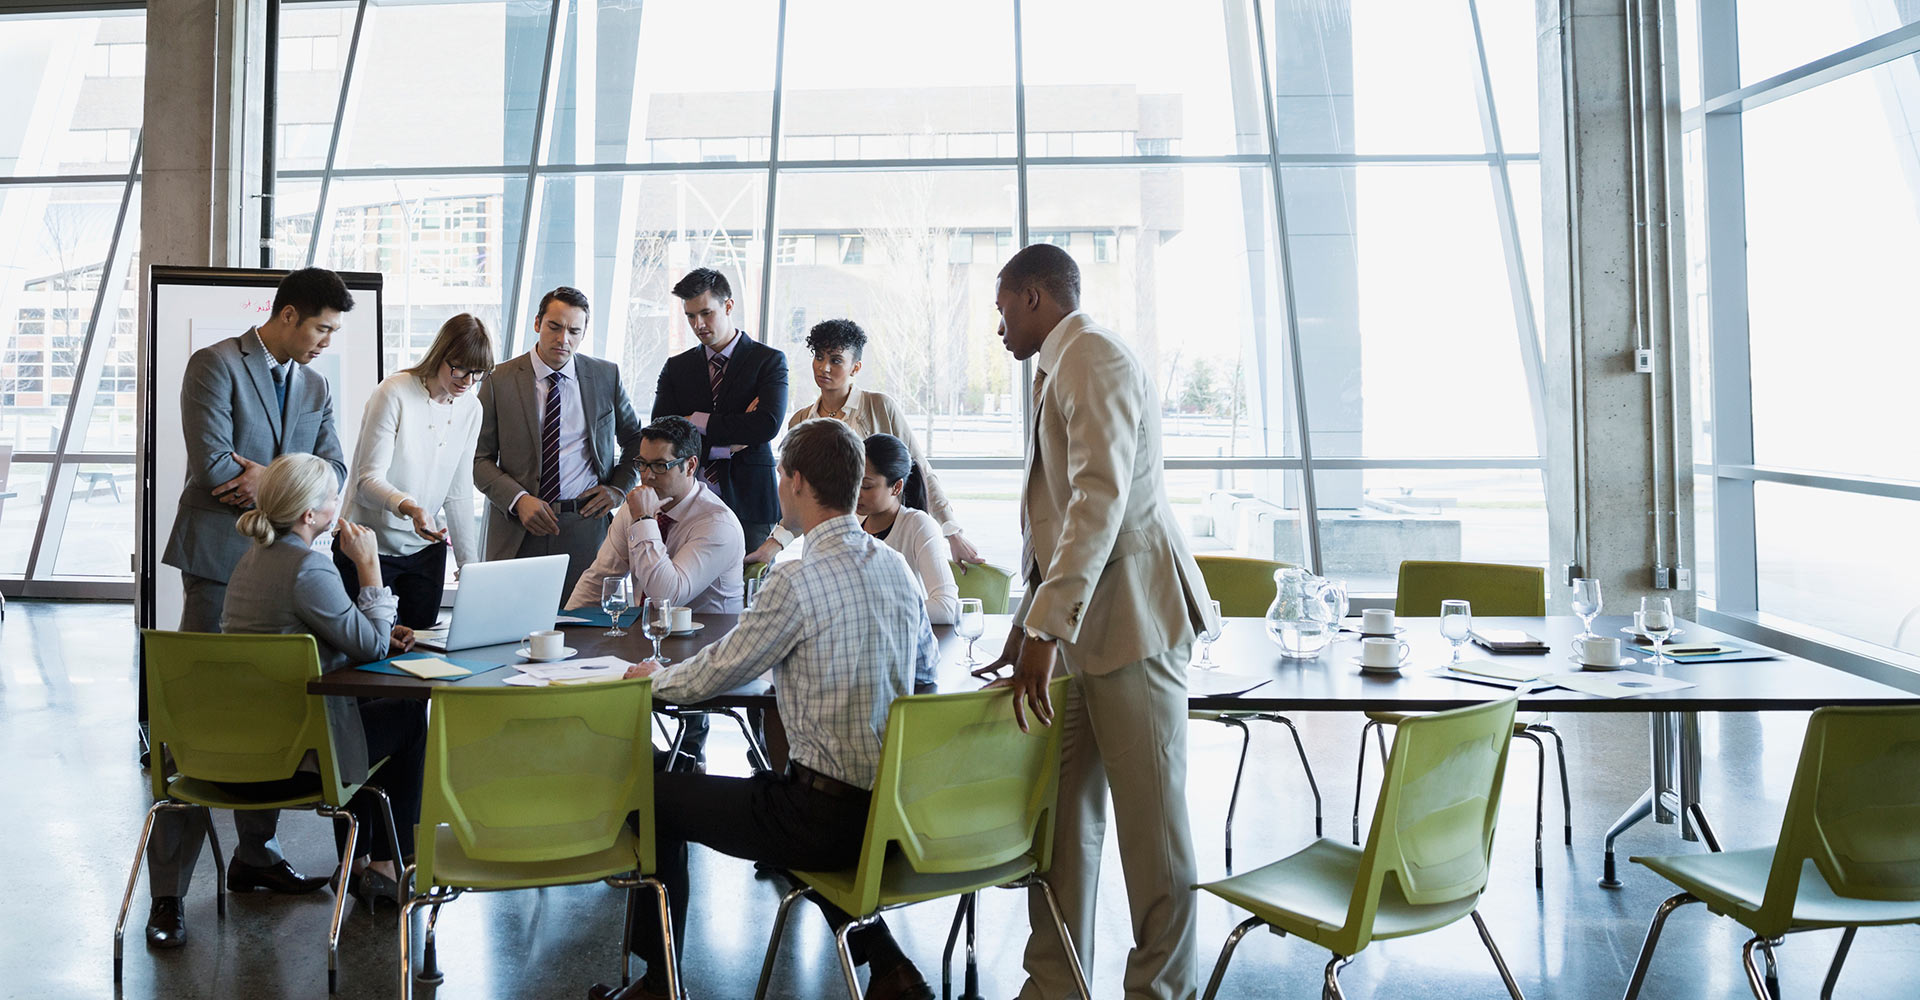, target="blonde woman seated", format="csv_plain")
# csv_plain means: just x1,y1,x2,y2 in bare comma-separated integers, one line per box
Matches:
859,433,959,625
222,452,425,908
746,318,983,568
336,312,492,627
